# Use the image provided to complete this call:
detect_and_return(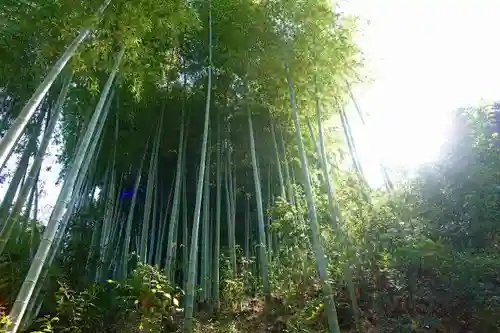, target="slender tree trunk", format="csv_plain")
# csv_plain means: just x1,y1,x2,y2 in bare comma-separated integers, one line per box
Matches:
213,114,221,310
156,177,175,267
140,116,162,263
170,204,180,283
347,83,394,192
9,61,120,332
285,63,341,333
247,103,270,300
266,164,273,262
148,176,159,265
244,195,250,289
182,167,189,290
314,84,362,331
86,216,102,281
0,0,112,170
201,139,211,302
30,181,39,260
6,48,125,333
18,172,36,241
111,216,126,279
98,114,121,280
270,120,285,199
339,106,365,183
183,0,212,328
207,206,214,302
122,146,148,279
277,125,294,204
23,104,108,329
165,108,185,276
224,156,237,275
0,109,45,232
346,81,366,125
97,166,115,281
313,83,342,228
154,192,167,267
106,203,124,276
